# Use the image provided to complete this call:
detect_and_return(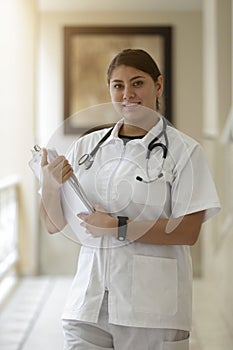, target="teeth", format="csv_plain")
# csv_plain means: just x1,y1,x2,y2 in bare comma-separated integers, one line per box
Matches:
123,103,140,107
